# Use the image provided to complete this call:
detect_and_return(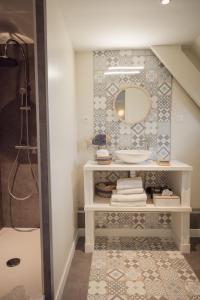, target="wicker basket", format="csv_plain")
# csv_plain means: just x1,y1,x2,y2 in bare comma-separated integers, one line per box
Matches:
95,182,116,198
